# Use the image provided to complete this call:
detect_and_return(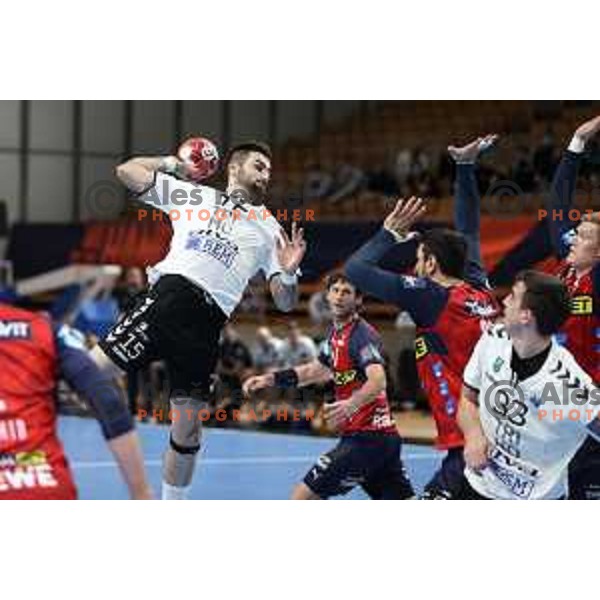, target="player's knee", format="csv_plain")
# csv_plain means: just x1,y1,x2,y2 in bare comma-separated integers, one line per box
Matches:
169,396,206,451
89,344,123,378
290,482,321,500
